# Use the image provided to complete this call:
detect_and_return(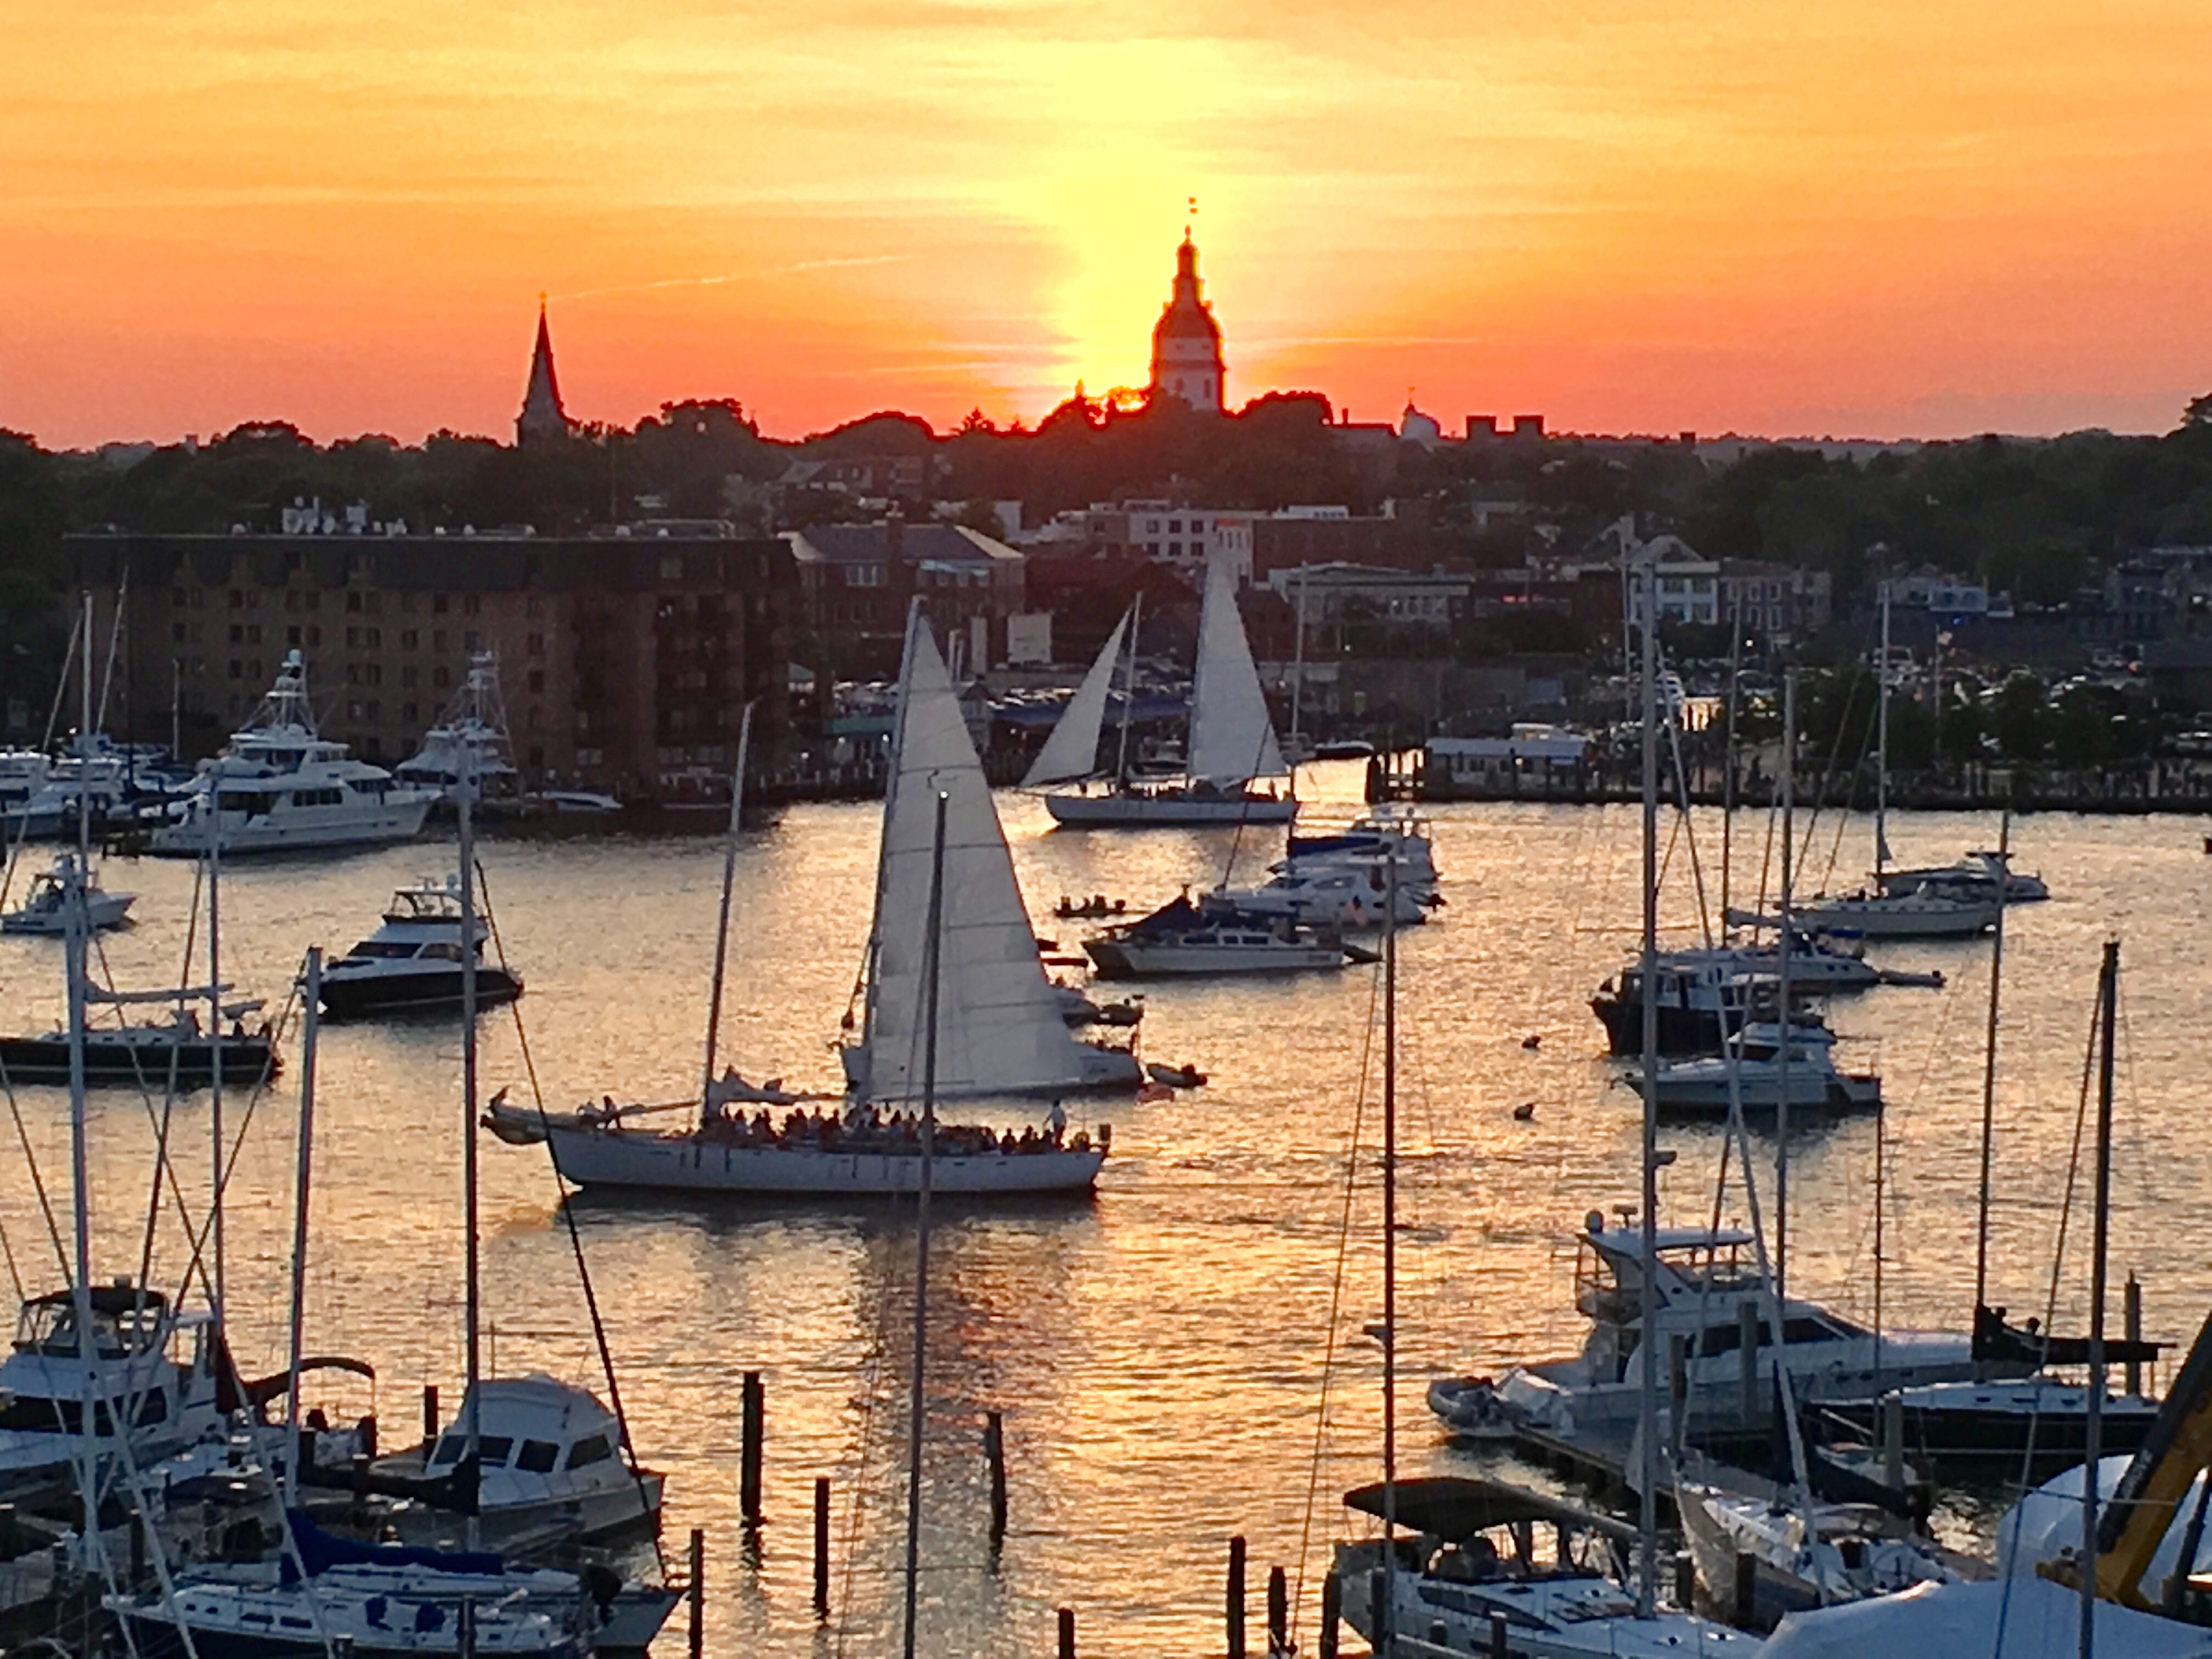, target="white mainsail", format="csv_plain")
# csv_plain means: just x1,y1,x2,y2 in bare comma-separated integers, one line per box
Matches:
1186,553,1286,786
1020,606,1131,788
856,604,1105,1101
